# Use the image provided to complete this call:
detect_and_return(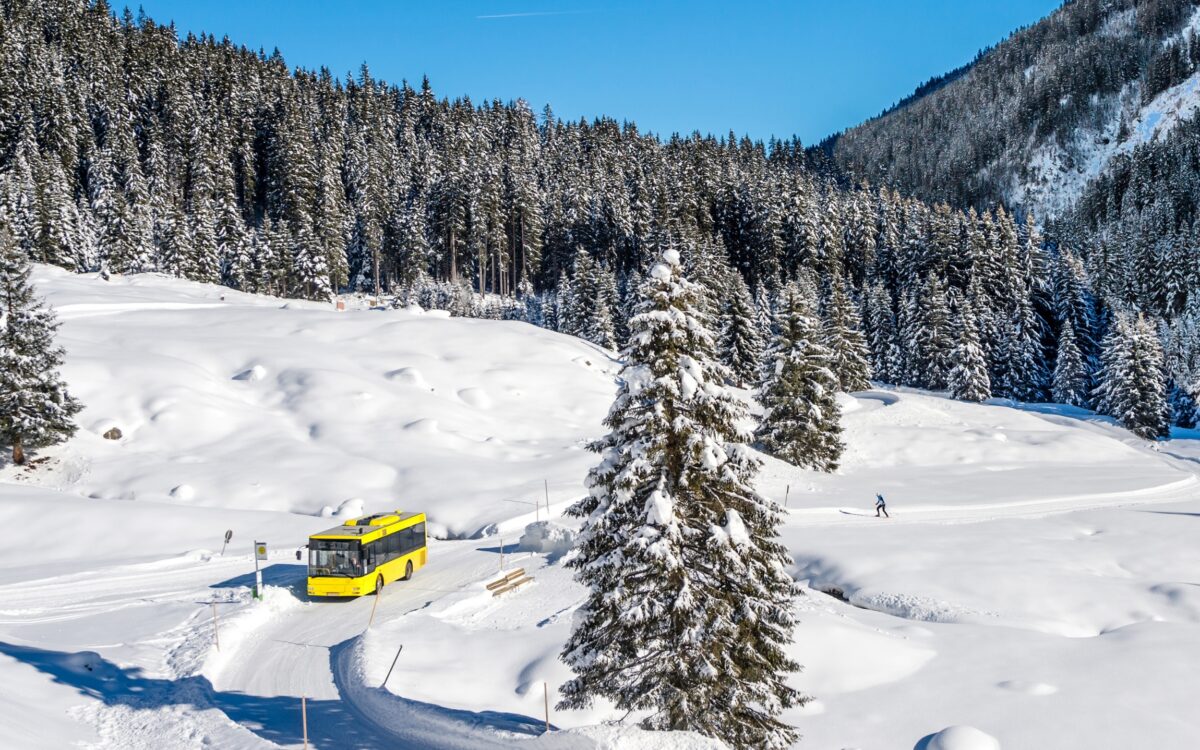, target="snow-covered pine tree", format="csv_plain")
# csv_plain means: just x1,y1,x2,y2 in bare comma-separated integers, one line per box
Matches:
719,272,765,387
569,249,617,348
0,229,81,464
756,281,844,471
1051,318,1089,407
863,281,902,383
908,272,952,390
822,274,871,392
1095,311,1170,439
560,247,804,749
947,293,991,402
555,268,582,336
752,280,775,343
